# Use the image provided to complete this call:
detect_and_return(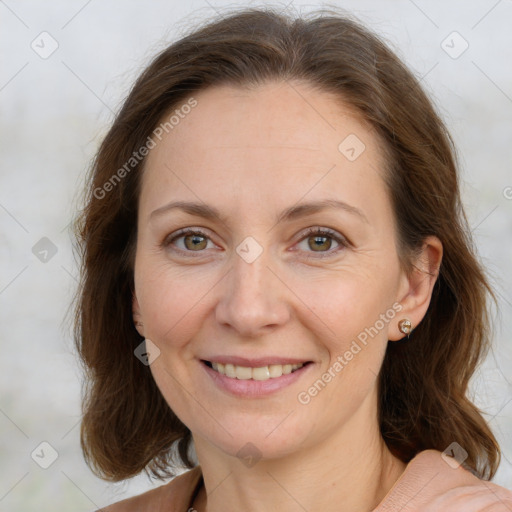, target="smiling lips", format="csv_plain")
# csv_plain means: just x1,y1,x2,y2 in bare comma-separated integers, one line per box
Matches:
210,361,305,381
202,358,312,397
